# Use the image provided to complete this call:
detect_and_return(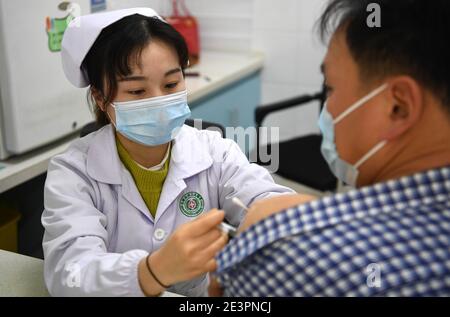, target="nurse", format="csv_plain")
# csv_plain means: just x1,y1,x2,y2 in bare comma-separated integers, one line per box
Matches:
42,8,294,297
